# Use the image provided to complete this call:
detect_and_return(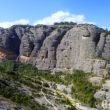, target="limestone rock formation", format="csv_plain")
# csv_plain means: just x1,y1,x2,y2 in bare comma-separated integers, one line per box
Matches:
0,23,110,74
